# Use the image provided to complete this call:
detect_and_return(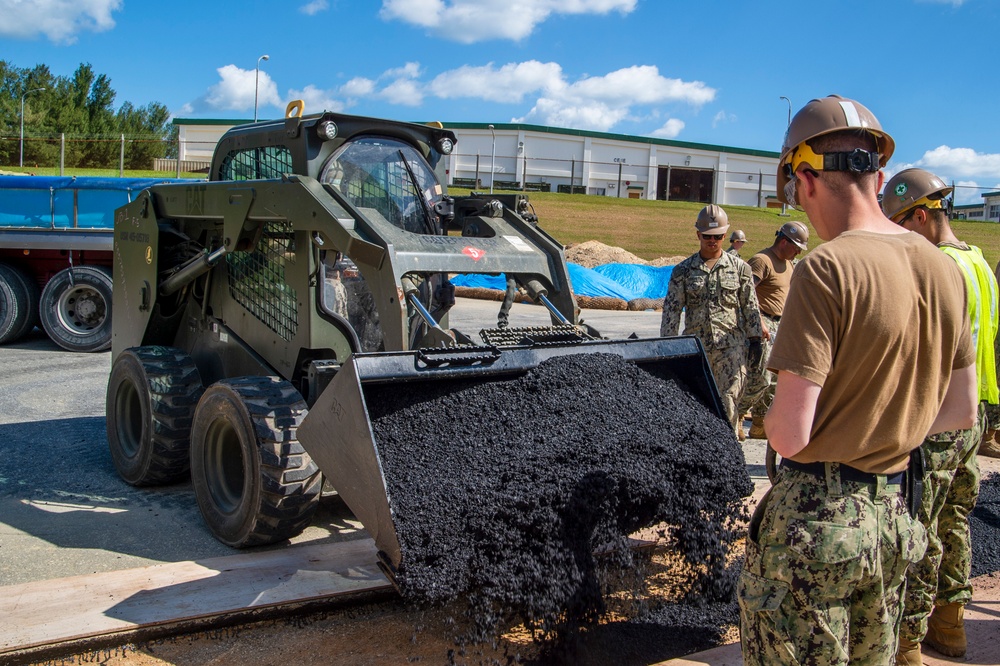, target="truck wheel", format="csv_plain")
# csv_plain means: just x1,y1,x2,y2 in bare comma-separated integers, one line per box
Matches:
106,346,204,486
190,377,322,548
0,263,40,345
39,266,113,352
